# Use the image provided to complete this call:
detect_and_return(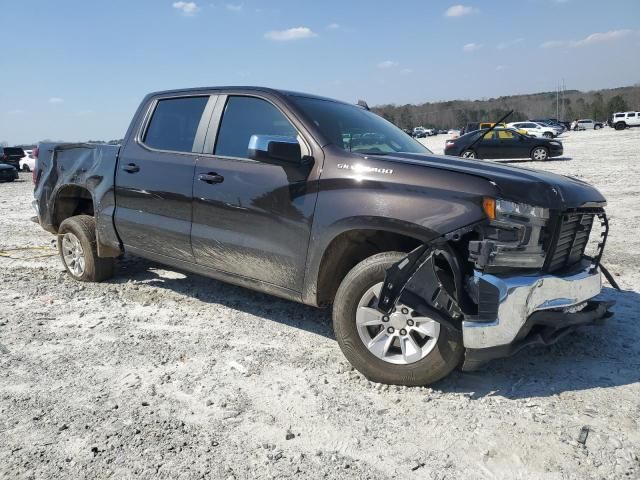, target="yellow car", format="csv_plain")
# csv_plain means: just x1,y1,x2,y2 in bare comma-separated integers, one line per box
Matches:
464,122,527,135
480,122,528,135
